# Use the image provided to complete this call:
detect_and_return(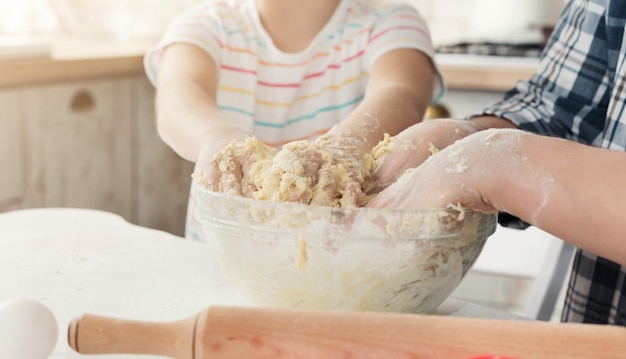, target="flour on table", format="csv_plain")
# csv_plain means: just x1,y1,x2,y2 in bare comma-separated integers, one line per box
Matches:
296,234,308,272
